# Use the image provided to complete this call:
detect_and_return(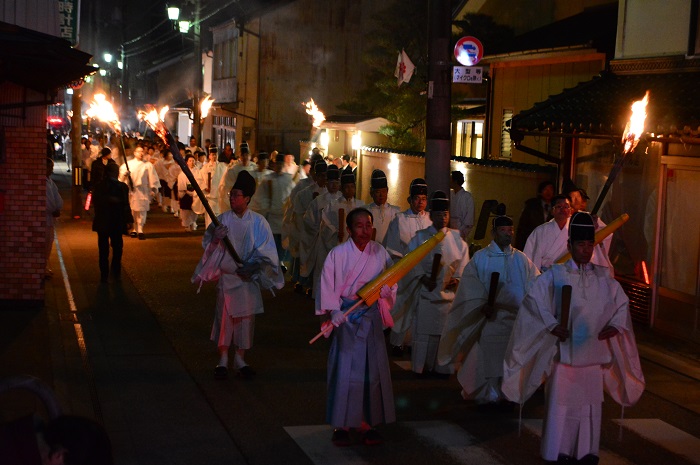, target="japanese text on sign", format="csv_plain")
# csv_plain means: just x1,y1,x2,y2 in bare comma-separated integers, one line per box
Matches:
453,66,483,84
58,0,80,46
